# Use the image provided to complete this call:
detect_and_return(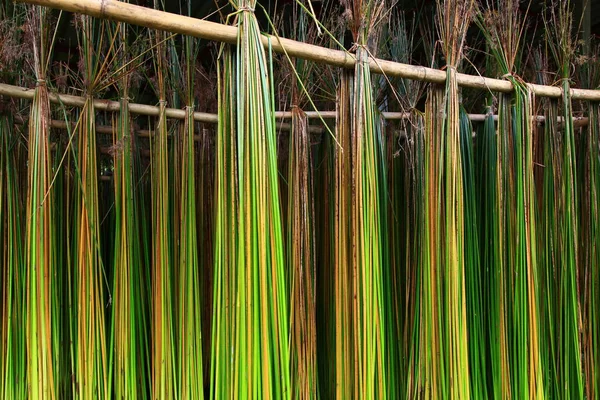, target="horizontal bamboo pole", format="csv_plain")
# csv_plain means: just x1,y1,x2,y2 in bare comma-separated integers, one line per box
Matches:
1,83,219,123
14,0,600,101
13,113,325,136
5,83,590,128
